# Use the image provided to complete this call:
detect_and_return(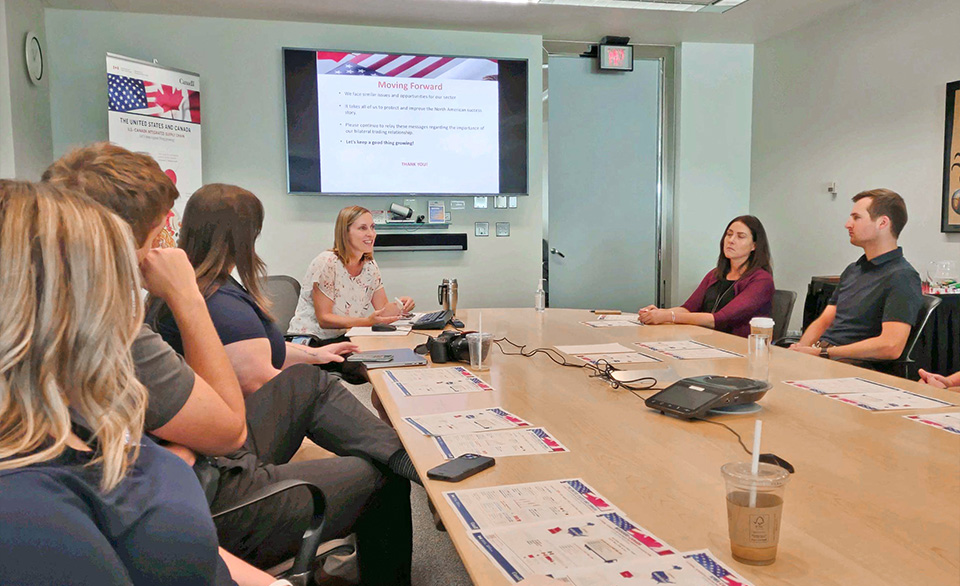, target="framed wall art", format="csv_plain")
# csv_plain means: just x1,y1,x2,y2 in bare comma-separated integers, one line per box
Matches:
942,80,960,232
